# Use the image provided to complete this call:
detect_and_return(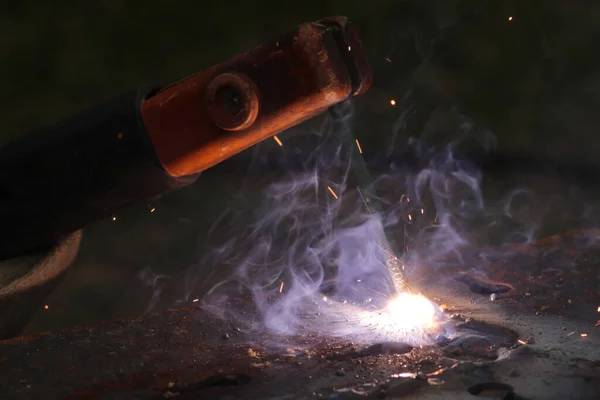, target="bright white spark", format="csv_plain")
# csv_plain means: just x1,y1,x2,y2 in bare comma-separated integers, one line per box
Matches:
386,293,437,330
291,293,447,346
